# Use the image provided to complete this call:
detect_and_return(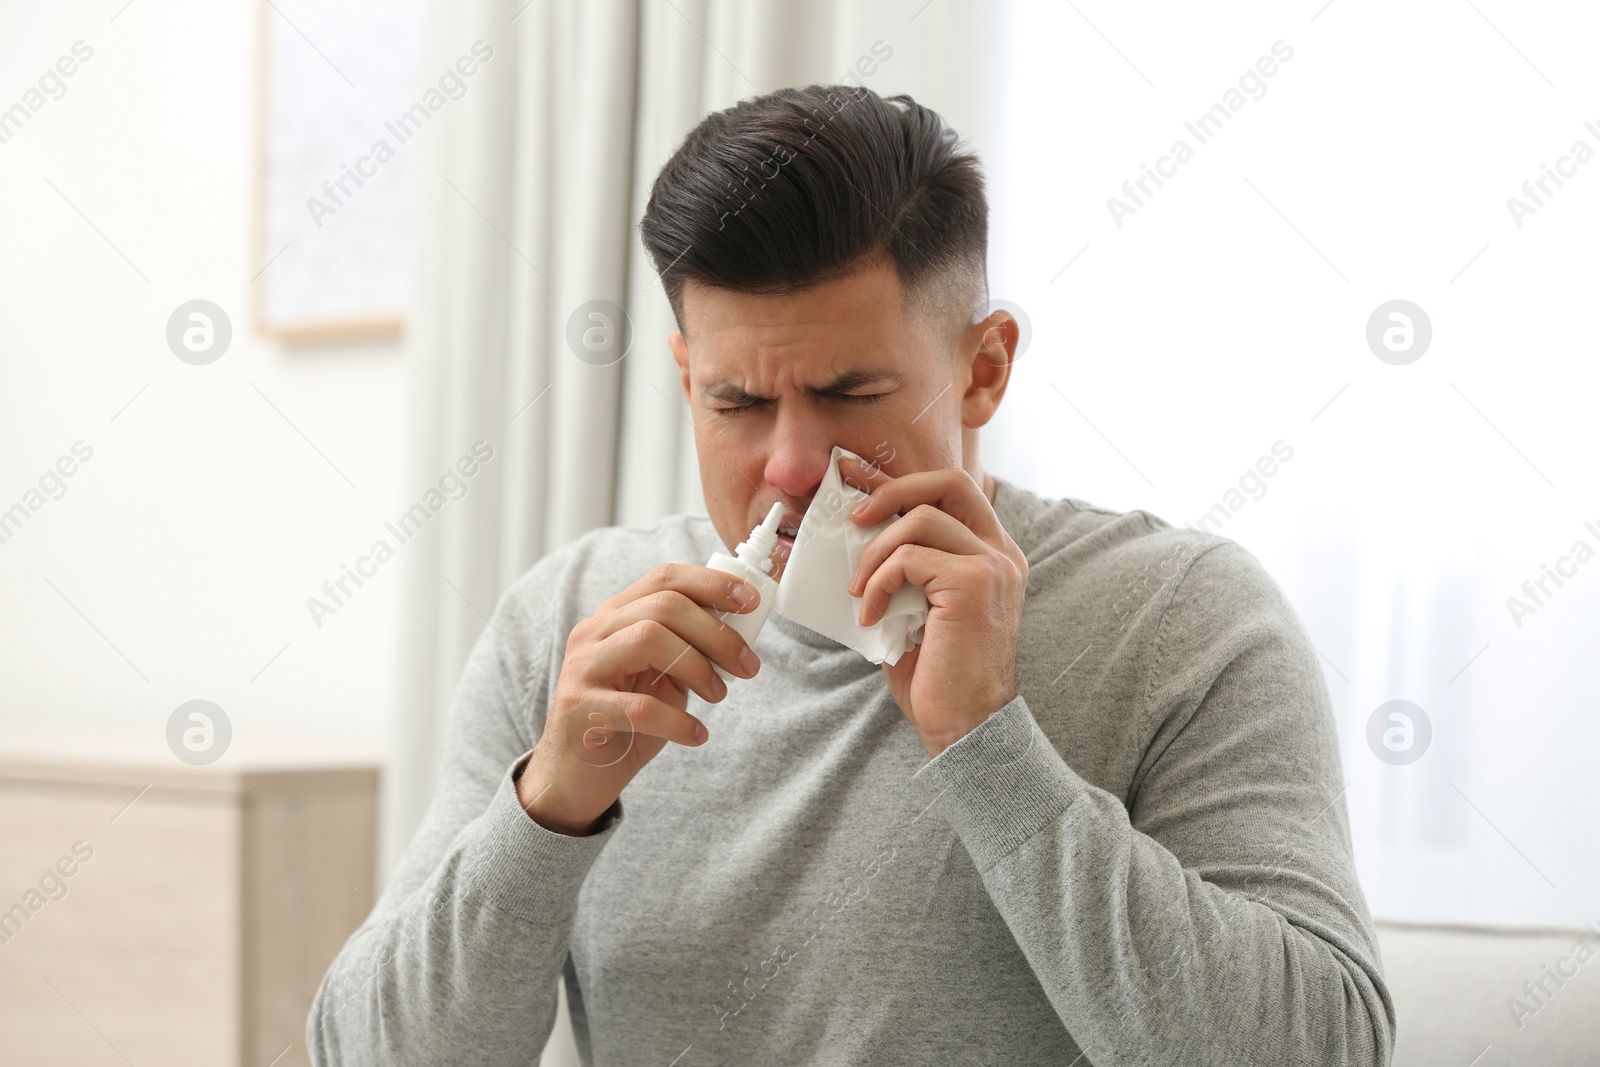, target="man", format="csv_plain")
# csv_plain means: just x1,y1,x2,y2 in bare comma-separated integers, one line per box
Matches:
308,85,1394,1066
